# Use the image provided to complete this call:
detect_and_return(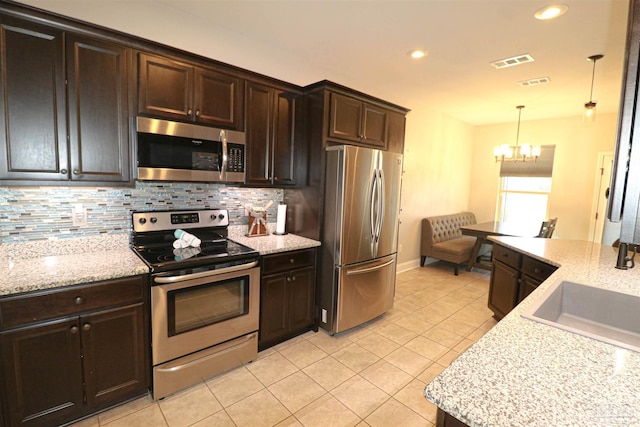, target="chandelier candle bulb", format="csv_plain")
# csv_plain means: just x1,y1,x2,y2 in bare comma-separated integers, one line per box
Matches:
275,204,287,235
